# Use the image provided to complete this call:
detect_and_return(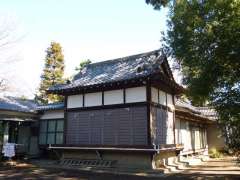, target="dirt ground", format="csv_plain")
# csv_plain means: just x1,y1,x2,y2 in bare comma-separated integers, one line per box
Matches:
175,157,240,176
0,157,239,180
